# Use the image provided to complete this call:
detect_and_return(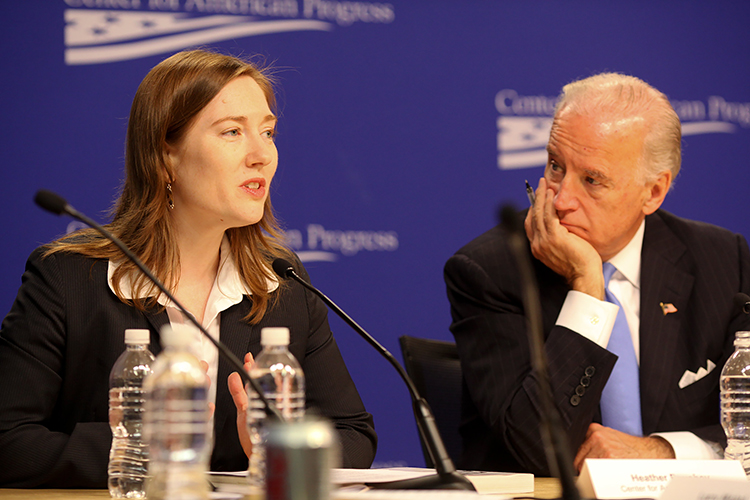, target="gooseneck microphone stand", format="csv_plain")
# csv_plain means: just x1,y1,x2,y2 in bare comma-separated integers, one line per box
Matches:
34,189,283,422
500,205,580,500
272,258,475,491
